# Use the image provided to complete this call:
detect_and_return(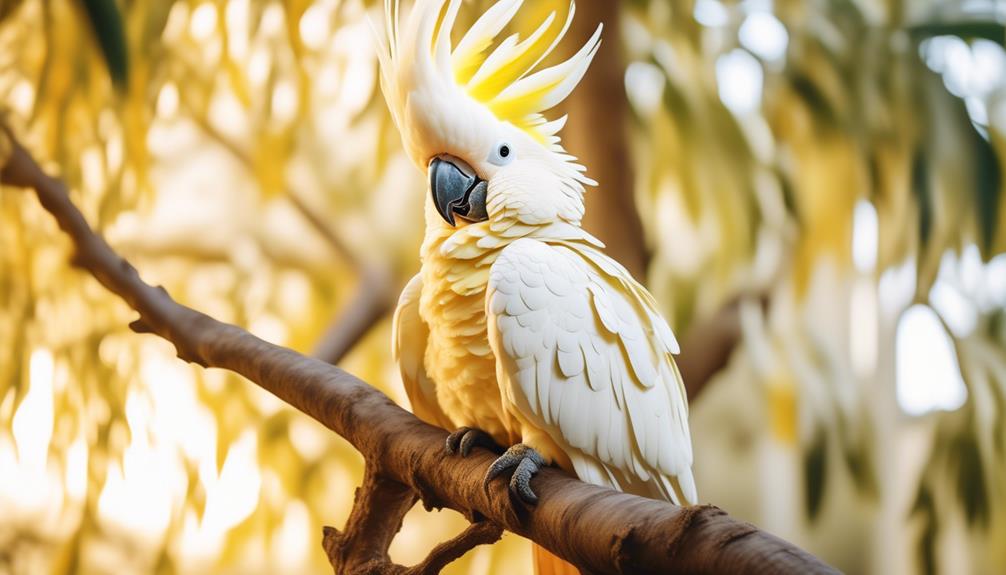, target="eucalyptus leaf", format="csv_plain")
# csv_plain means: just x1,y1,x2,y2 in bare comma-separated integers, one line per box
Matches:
842,440,878,500
917,511,938,575
973,129,1001,259
804,431,828,522
911,148,932,249
909,483,937,575
954,433,990,527
78,0,128,88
